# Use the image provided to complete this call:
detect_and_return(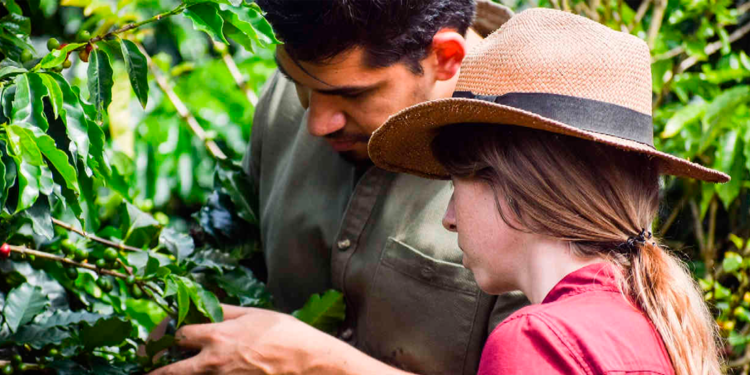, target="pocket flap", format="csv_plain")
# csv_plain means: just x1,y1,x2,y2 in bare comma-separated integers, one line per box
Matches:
381,237,478,295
